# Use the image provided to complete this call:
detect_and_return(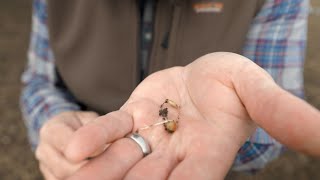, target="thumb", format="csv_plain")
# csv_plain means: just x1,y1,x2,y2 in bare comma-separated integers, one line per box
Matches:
64,111,134,162
232,58,320,156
